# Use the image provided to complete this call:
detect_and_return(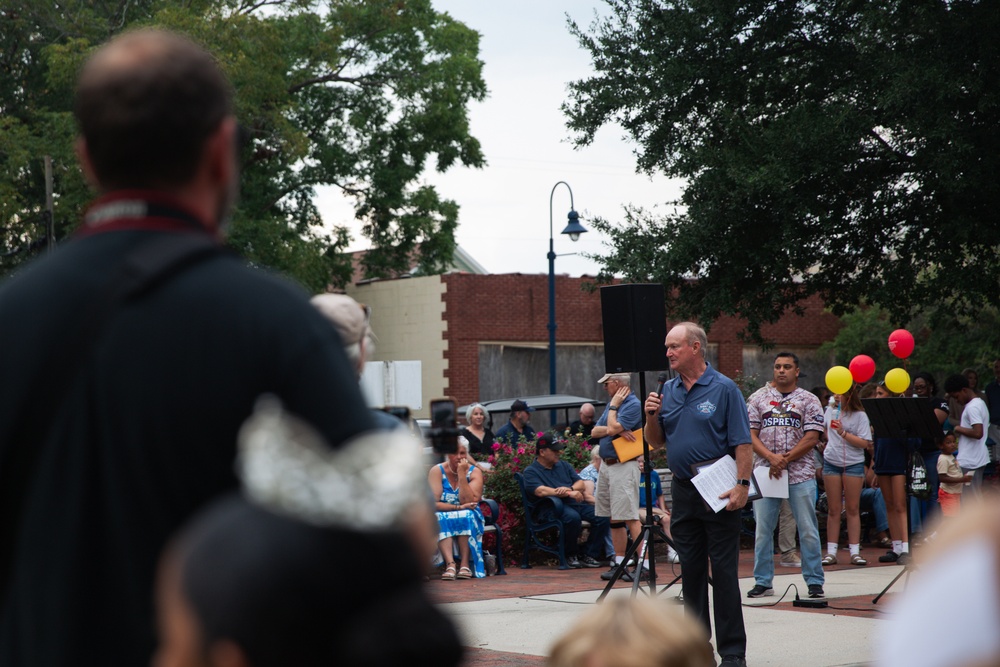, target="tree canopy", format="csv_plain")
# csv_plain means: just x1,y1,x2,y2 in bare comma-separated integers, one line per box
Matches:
0,0,486,290
818,303,999,387
565,0,1000,342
